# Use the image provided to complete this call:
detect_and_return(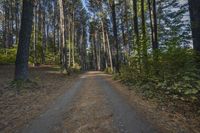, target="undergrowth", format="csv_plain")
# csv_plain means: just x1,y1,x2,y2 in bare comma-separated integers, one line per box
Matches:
116,48,200,113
